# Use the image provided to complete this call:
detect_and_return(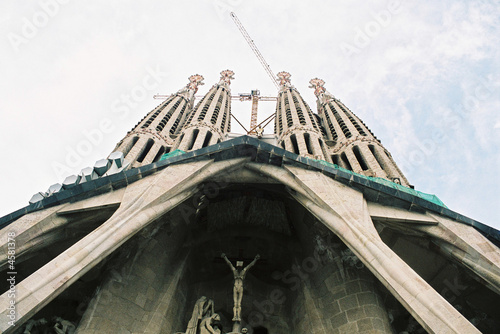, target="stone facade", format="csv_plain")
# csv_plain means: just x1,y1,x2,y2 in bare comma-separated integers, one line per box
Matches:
309,78,409,186
112,74,204,167
1,73,500,334
274,72,326,161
